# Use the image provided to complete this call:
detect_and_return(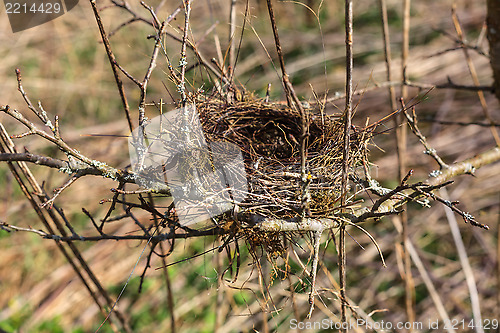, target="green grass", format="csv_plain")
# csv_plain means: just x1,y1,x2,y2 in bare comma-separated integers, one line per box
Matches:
354,6,401,28
35,317,65,333
0,304,31,332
